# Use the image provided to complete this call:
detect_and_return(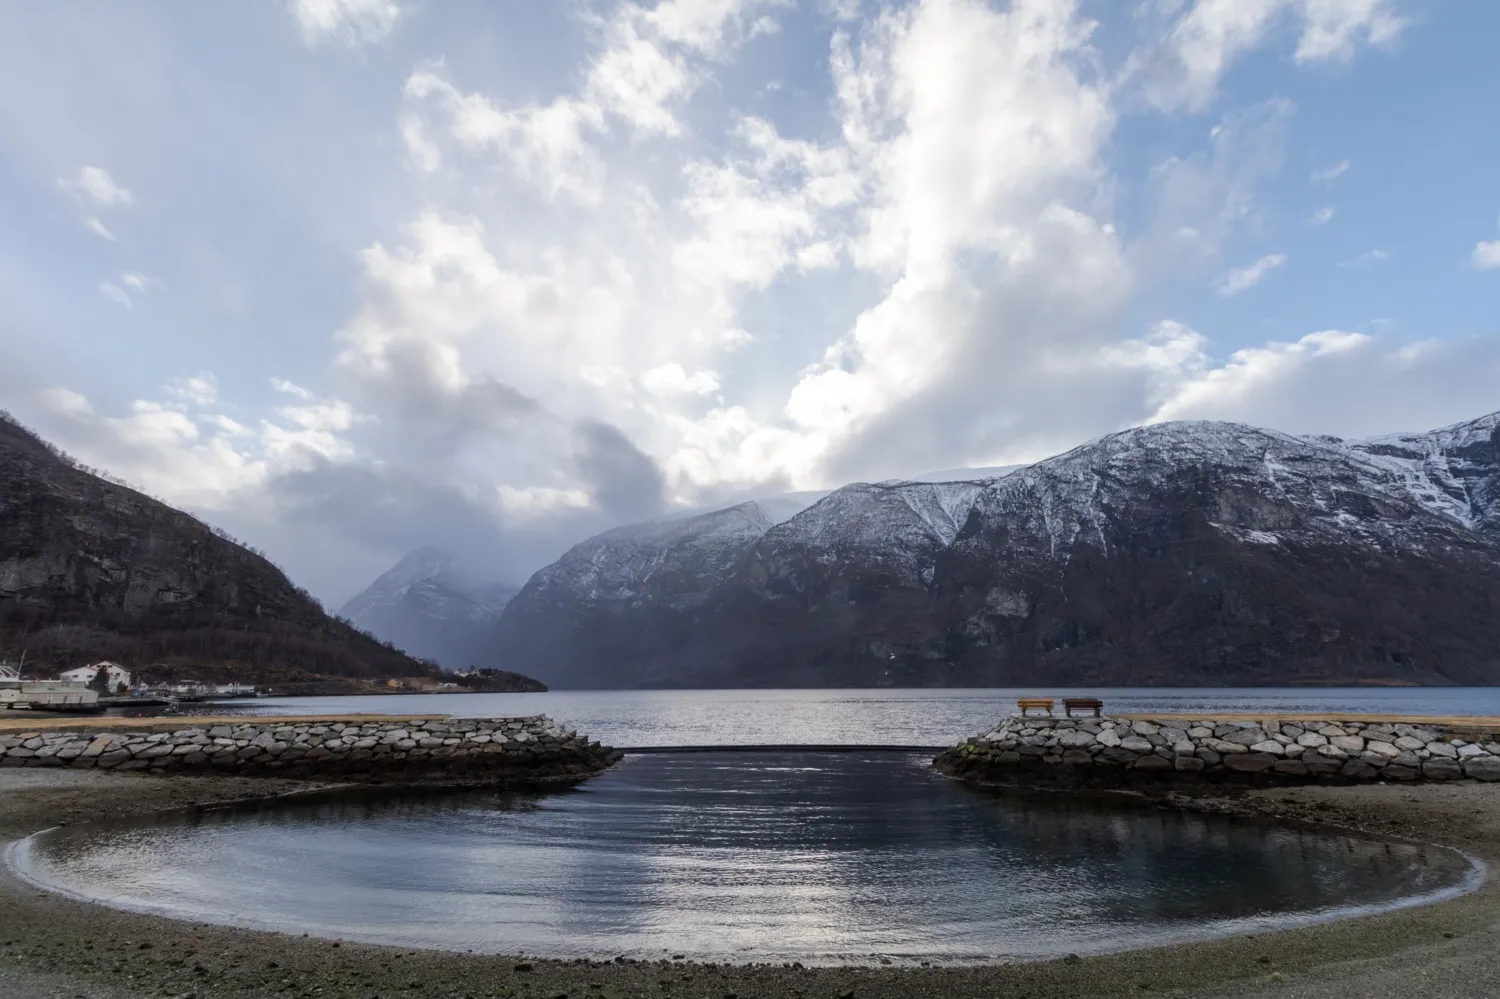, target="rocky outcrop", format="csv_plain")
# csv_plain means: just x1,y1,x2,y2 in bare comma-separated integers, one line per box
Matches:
495,411,1500,689
0,716,617,783
340,548,520,671
0,413,427,681
935,715,1500,786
